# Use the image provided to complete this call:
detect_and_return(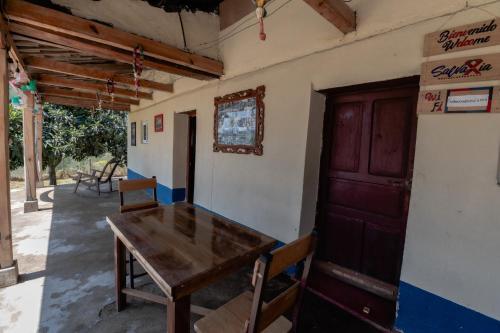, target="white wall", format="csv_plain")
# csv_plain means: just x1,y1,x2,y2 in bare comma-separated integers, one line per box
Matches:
128,0,500,320
401,115,500,320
